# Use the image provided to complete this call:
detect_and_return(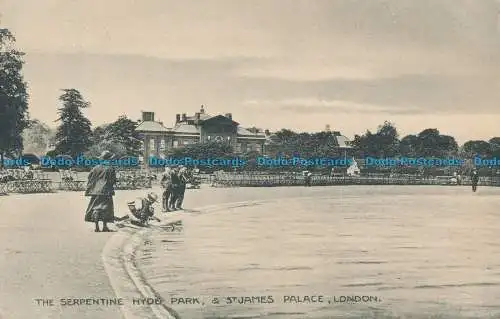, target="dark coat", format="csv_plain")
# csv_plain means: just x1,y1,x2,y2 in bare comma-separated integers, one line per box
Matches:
130,198,154,222
85,165,117,196
471,172,479,184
